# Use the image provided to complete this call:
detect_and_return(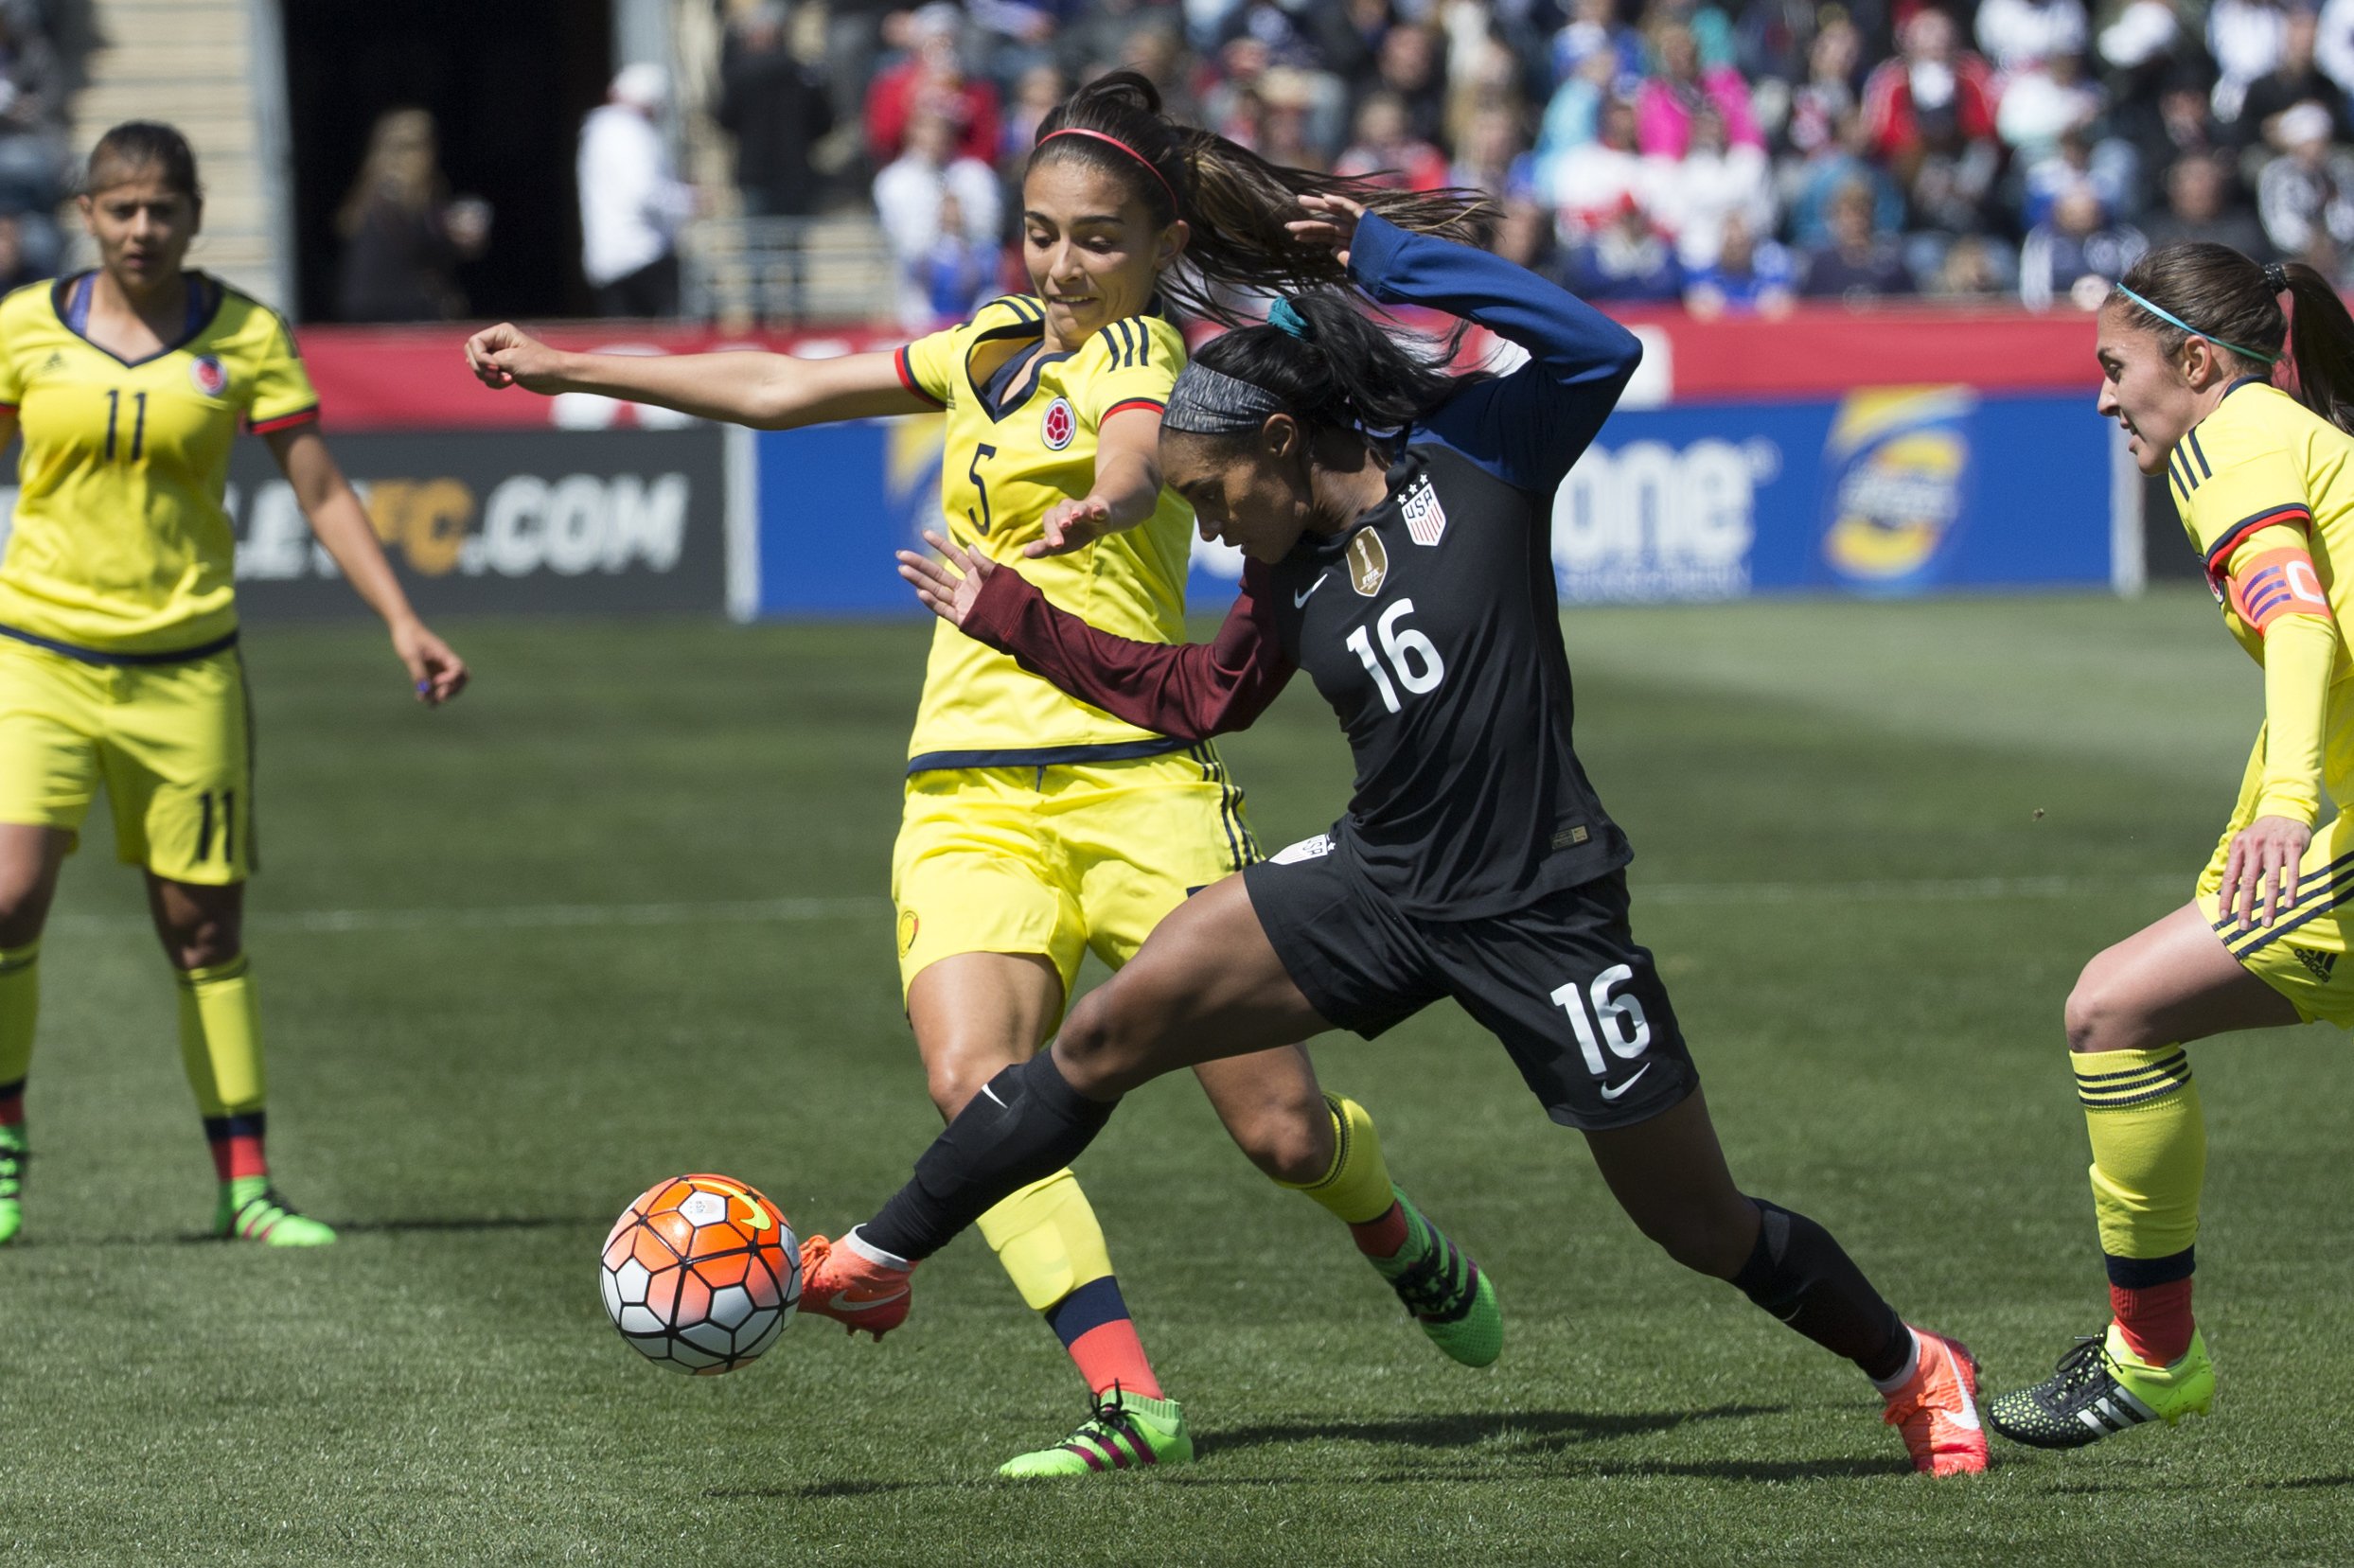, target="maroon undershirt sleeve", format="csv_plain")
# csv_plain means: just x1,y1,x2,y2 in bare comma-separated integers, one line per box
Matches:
960,558,1297,741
